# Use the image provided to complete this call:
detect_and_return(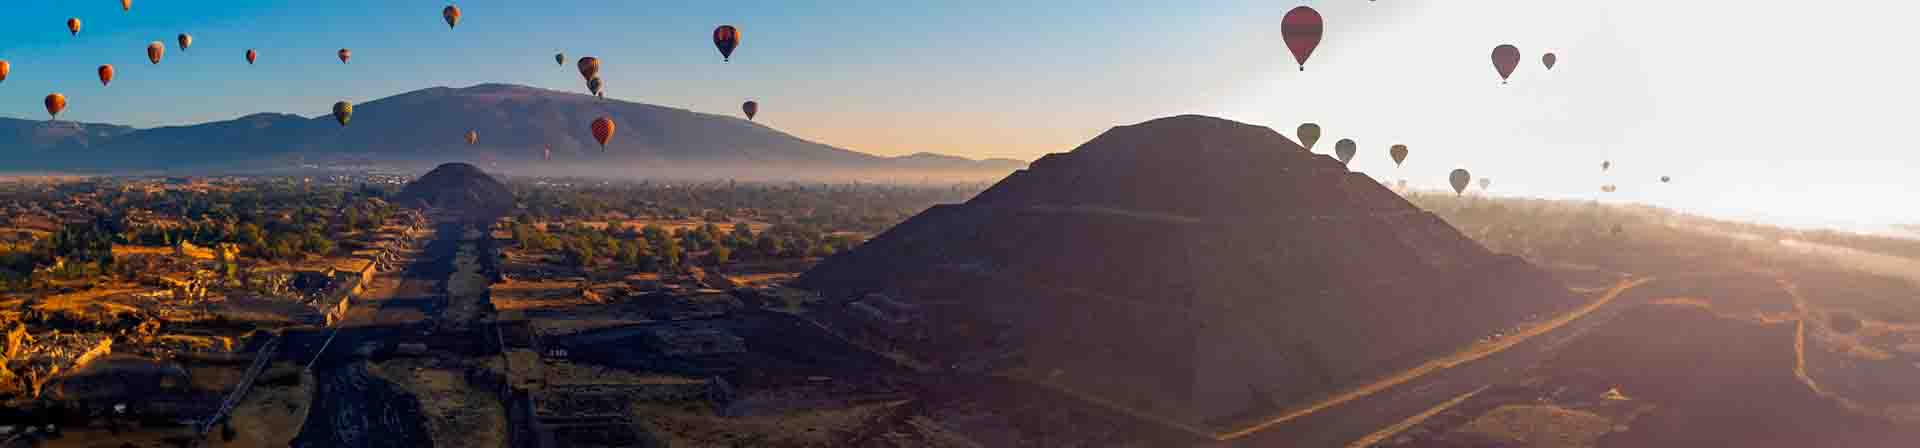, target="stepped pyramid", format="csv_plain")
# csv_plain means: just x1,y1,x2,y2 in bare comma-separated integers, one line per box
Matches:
795,115,1578,425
